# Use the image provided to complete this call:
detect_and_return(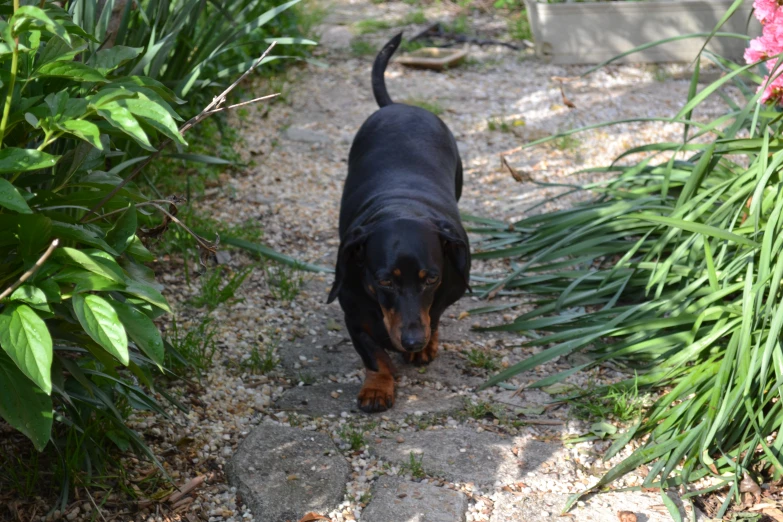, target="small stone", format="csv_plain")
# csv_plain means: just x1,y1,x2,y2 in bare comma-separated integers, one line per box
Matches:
396,436,405,444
